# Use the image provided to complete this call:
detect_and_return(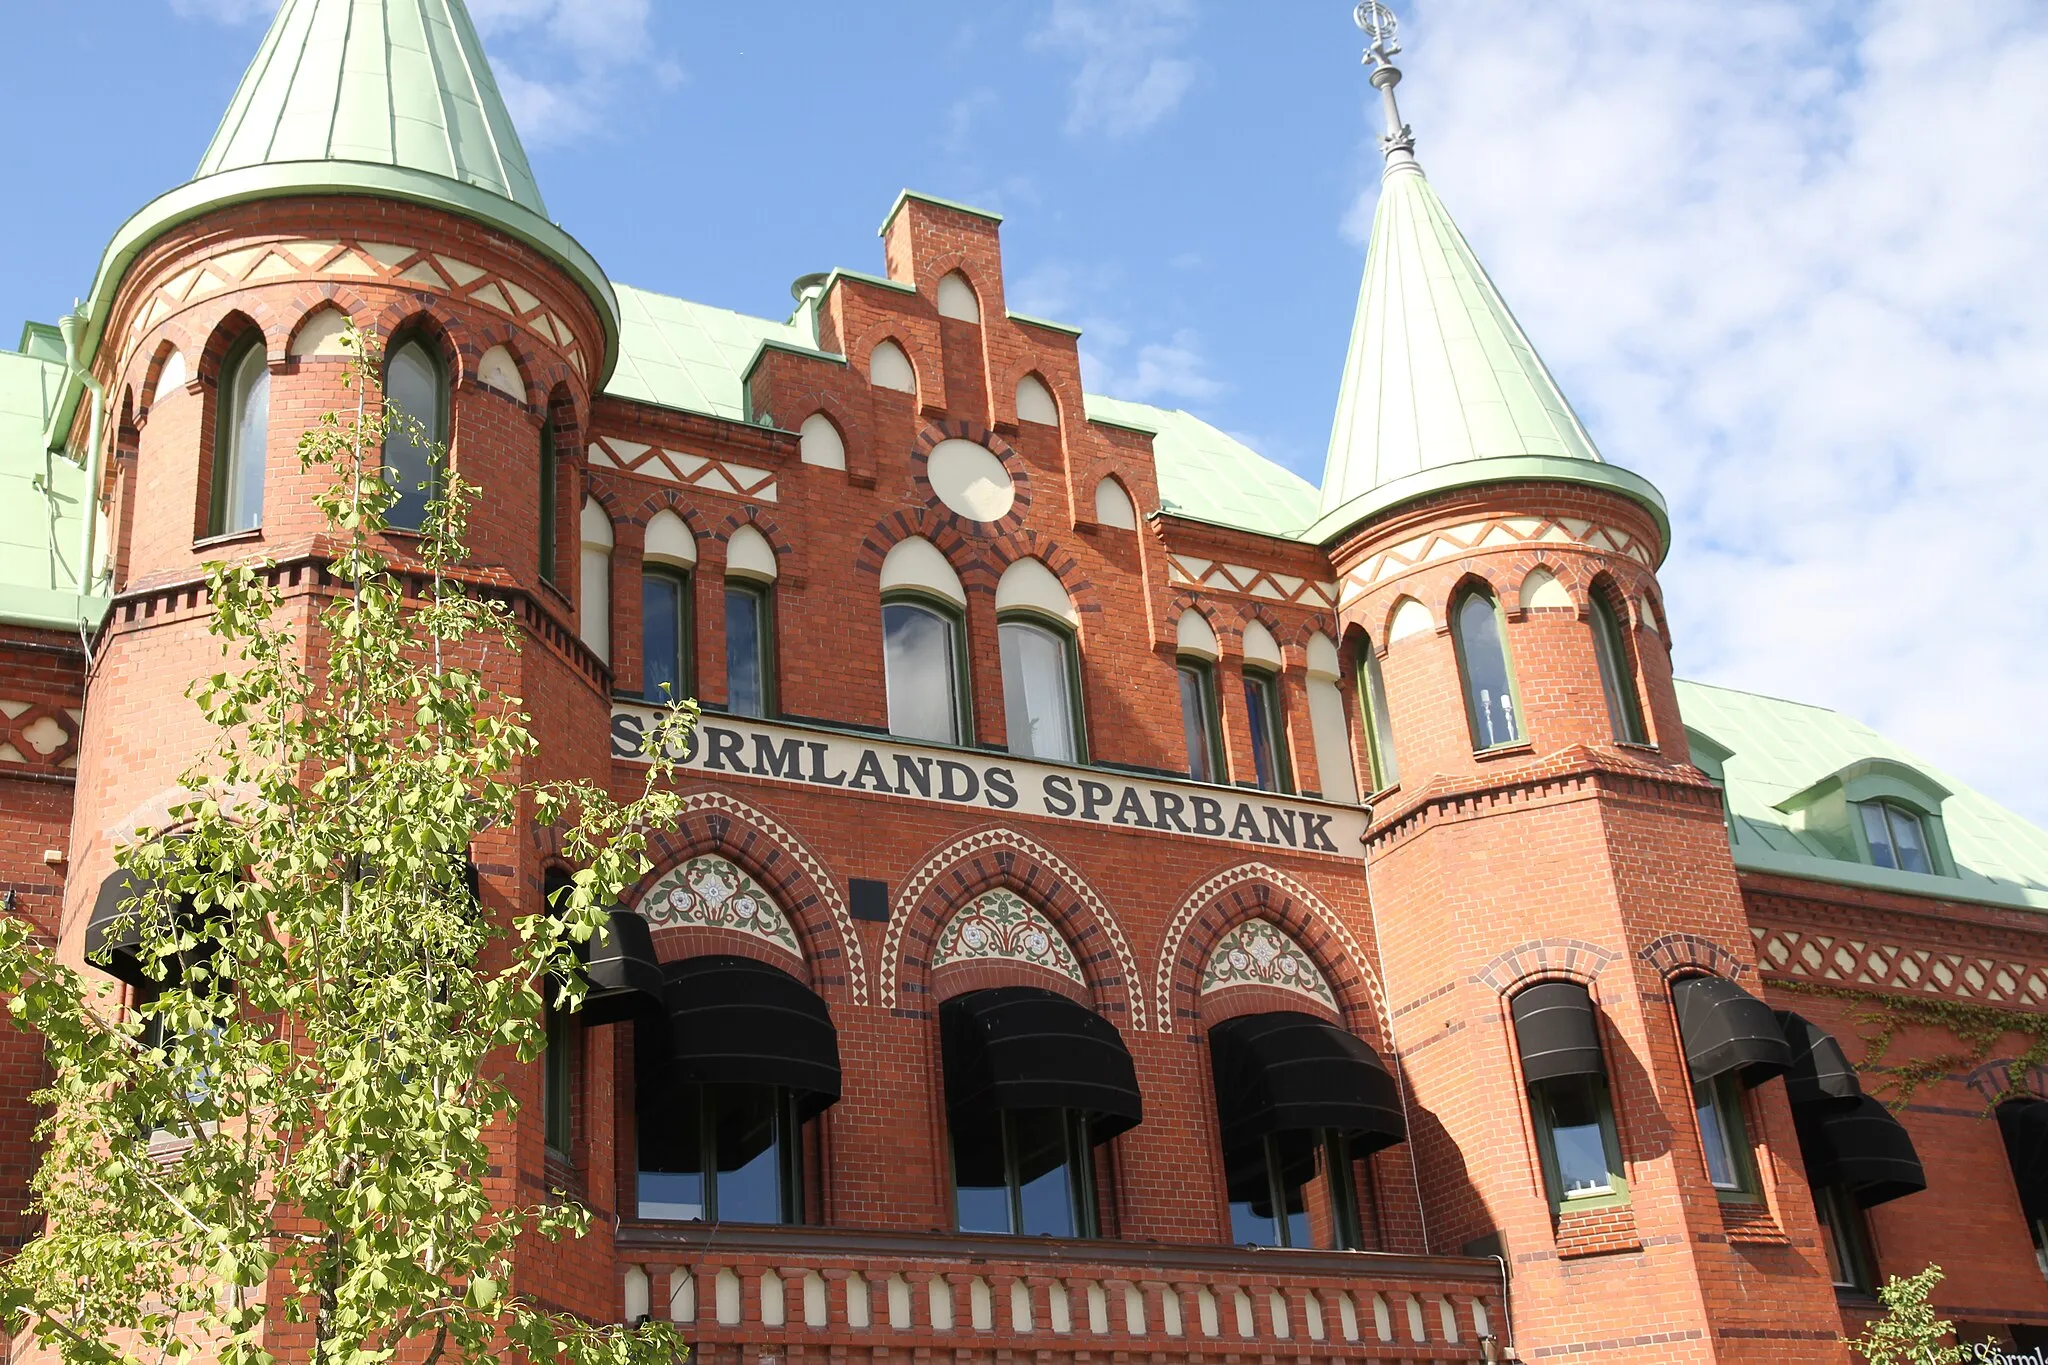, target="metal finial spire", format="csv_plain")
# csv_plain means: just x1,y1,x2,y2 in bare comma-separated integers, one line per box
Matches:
1354,1,1418,168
